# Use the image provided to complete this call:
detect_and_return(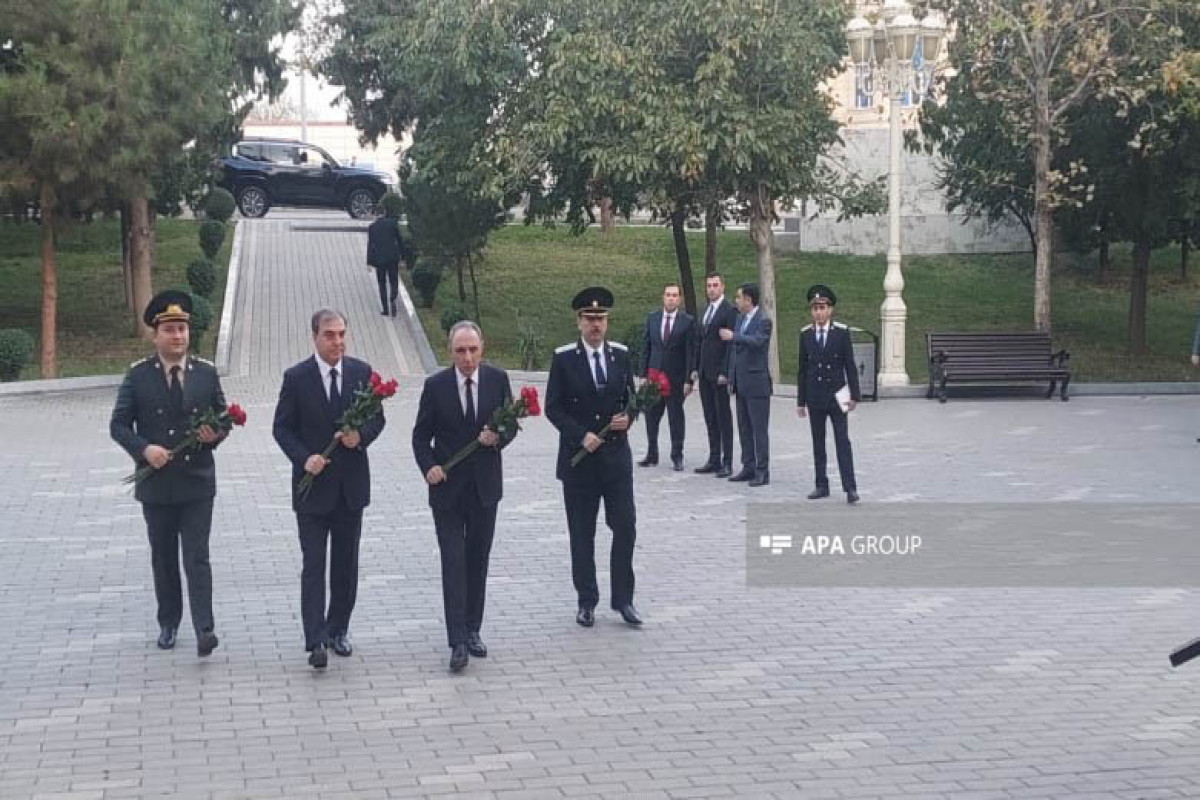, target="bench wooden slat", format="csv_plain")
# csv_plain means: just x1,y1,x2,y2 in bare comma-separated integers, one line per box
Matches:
926,331,1070,403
